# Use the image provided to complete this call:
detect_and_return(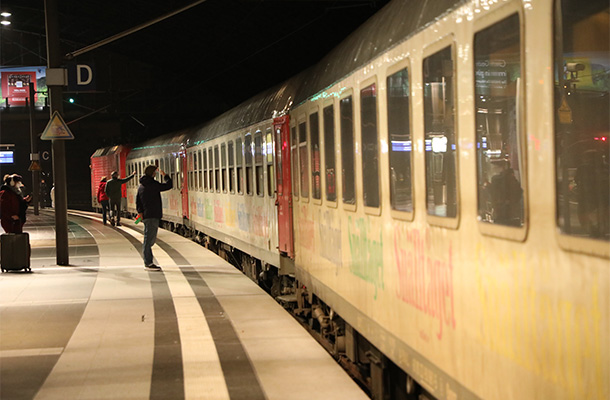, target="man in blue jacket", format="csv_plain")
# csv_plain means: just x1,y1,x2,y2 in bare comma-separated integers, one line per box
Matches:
136,165,172,270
